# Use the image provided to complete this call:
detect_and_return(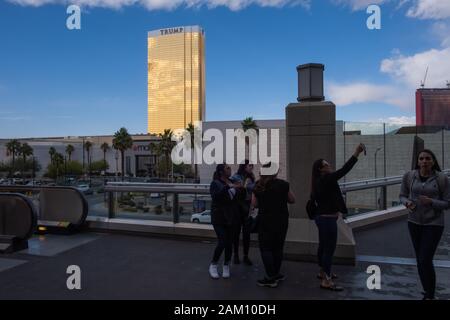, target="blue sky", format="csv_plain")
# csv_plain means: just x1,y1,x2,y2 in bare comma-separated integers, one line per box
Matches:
1,0,450,138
